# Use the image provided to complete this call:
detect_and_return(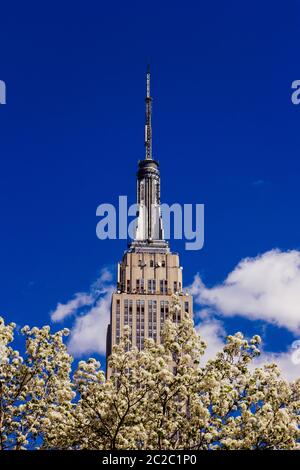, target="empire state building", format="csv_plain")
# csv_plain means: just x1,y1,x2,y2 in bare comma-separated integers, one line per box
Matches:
106,69,193,375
